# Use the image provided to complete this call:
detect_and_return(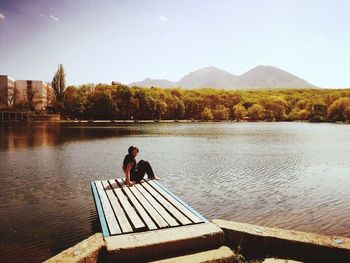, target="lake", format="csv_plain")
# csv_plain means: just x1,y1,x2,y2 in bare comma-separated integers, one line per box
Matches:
1,122,350,262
